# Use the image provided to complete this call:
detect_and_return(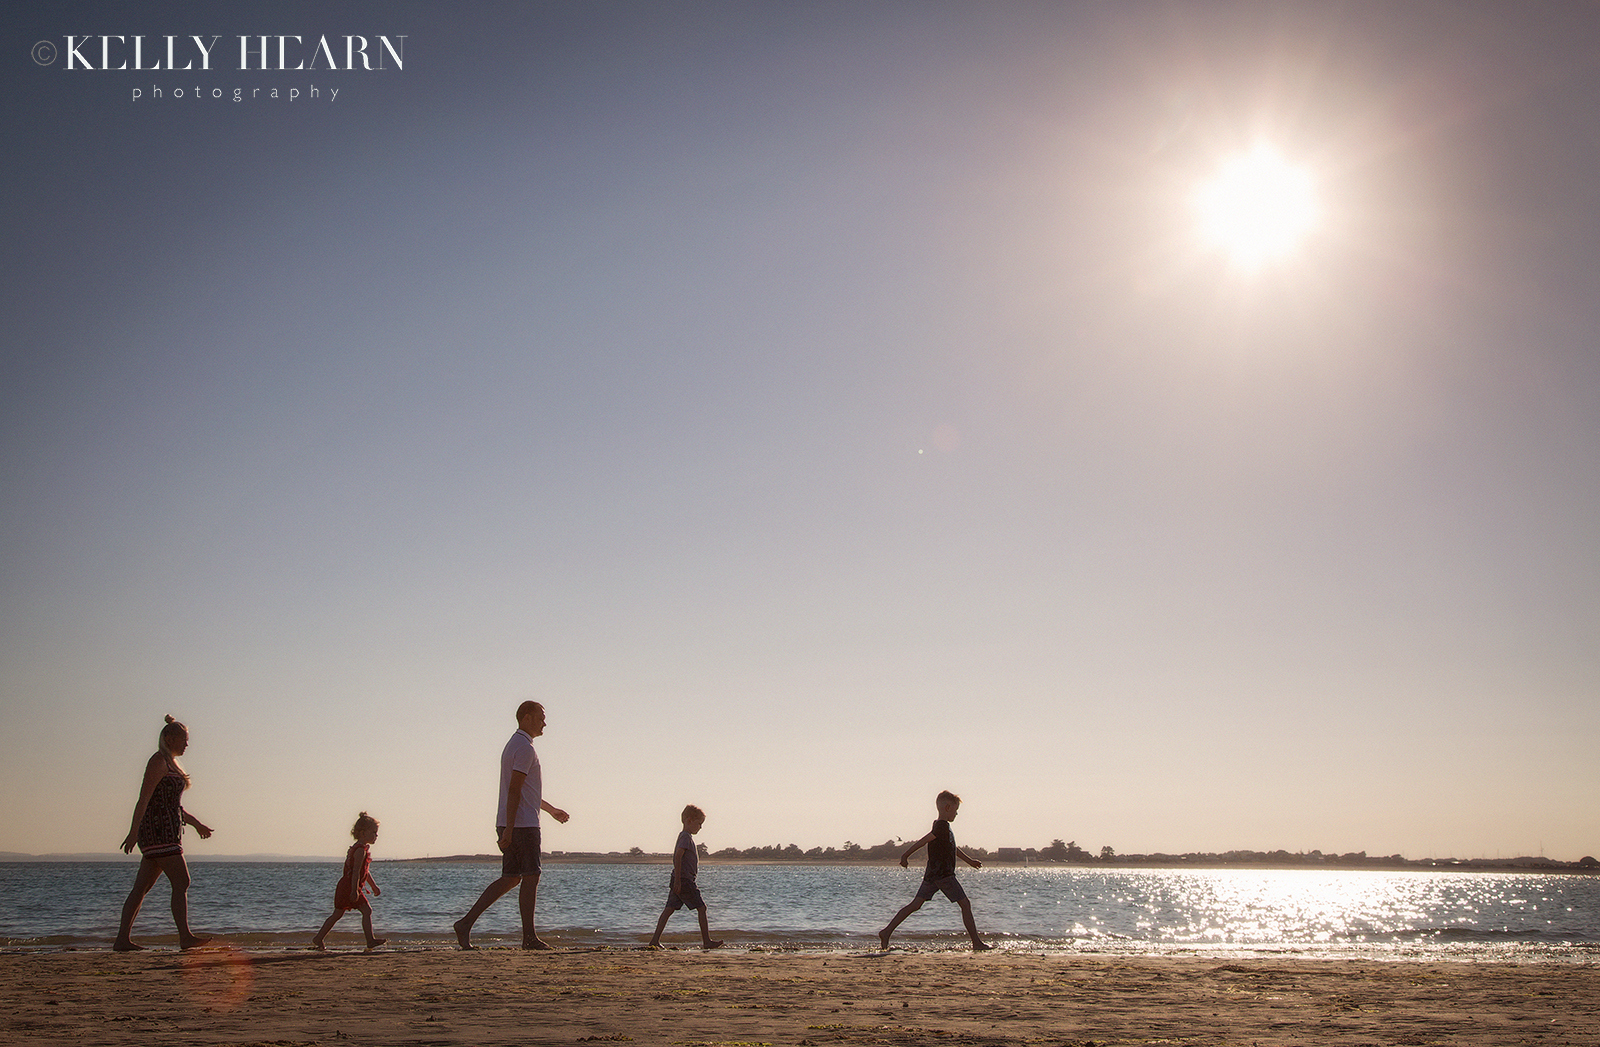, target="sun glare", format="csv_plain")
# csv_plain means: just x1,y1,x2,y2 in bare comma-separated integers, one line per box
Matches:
1194,146,1317,270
